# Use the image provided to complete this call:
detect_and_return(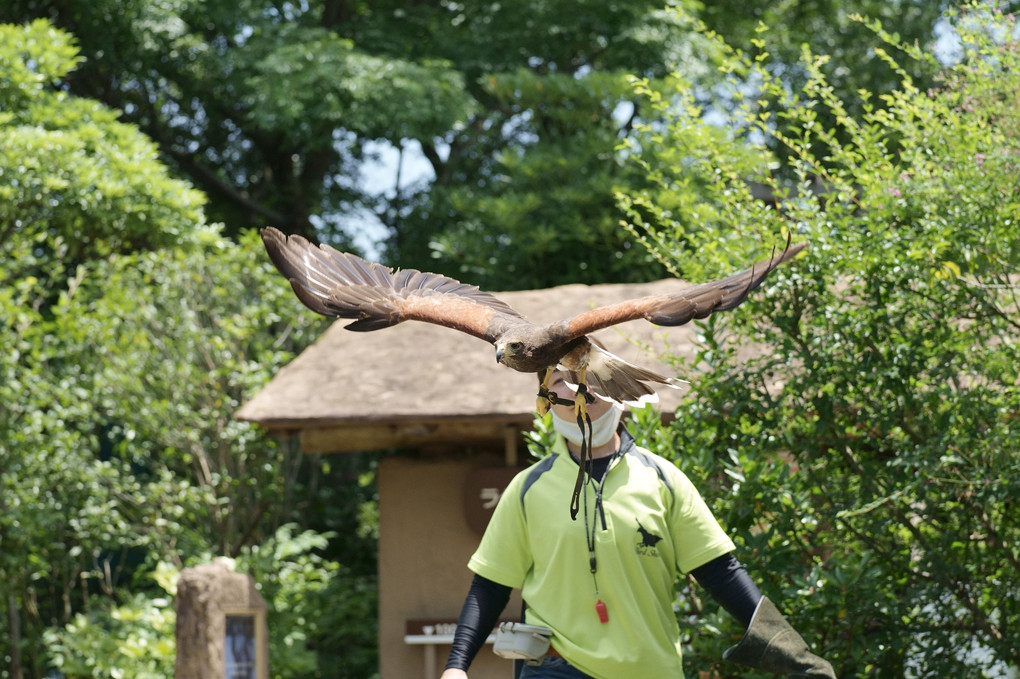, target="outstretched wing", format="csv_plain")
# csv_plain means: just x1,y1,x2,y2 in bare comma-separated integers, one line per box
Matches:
561,237,807,340
260,227,526,343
